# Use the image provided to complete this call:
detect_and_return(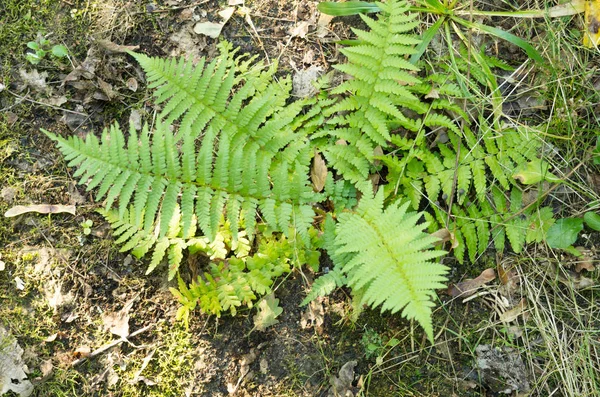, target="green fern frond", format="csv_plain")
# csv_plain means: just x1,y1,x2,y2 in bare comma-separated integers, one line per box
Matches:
44,47,319,243
334,190,448,342
301,268,347,306
319,0,425,182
